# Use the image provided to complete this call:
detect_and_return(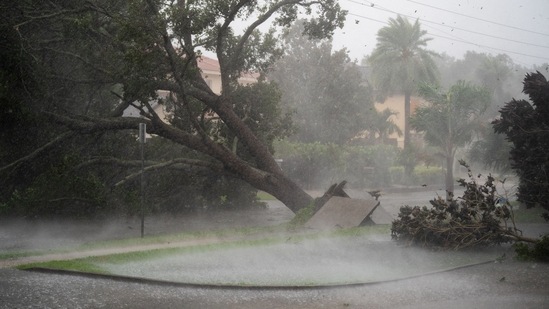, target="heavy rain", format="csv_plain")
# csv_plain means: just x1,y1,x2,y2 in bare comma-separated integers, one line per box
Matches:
1,0,548,308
